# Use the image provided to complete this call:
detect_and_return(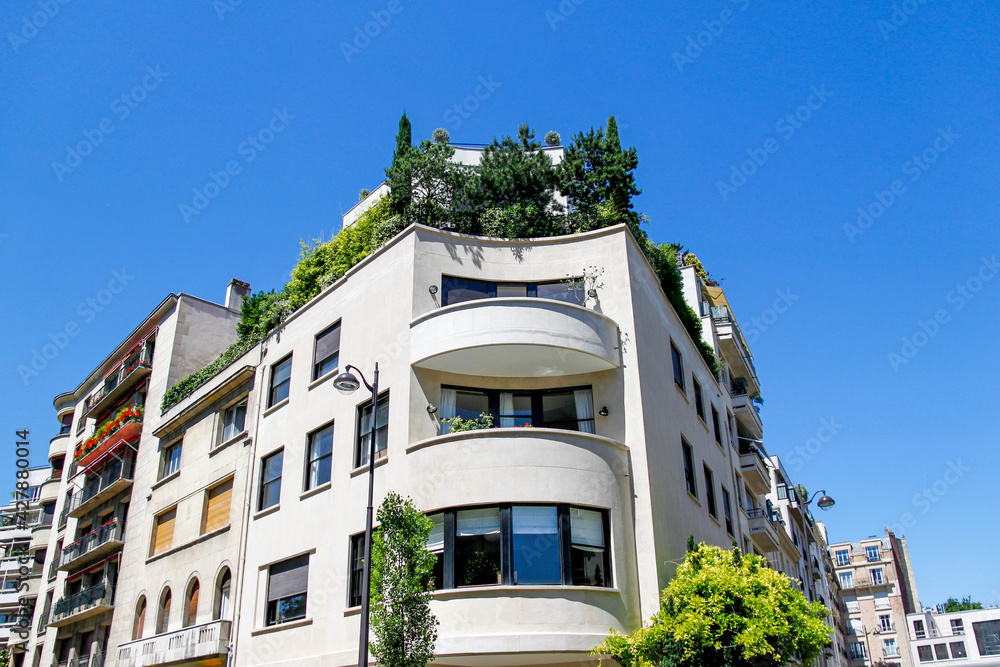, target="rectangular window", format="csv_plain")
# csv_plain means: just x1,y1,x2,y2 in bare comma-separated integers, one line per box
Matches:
951,619,965,635
536,280,584,304
349,533,366,607
918,645,934,662
883,638,899,657
160,441,181,480
268,356,292,407
866,545,881,561
313,323,341,380
935,644,950,660
151,508,176,556
711,406,721,445
915,619,927,639
426,513,444,590
682,441,696,497
356,392,389,468
703,465,717,518
870,567,885,585
721,487,733,535
512,506,560,585
440,386,594,433
266,554,308,626
879,614,894,633
671,343,684,389
570,507,608,586
693,376,704,420
442,388,490,433
974,620,1000,656
220,401,247,443
835,549,850,566
259,450,283,511
839,572,854,588
441,276,585,306
455,507,502,587
850,643,867,660
306,424,333,490
950,641,967,658
441,276,491,305
202,478,233,534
